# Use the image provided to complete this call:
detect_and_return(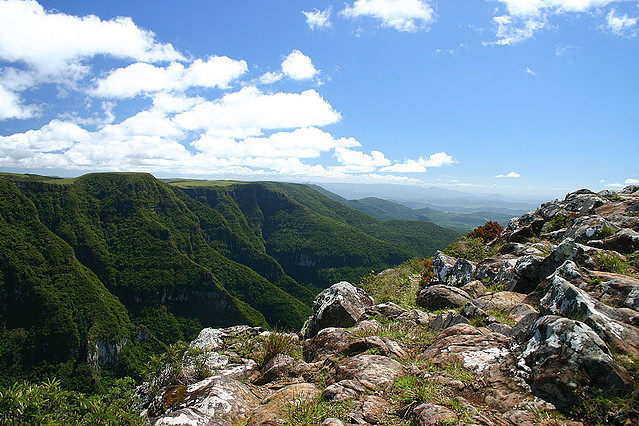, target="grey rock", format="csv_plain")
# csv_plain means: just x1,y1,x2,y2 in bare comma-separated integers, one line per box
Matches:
487,322,512,336
516,315,630,409
339,335,408,359
621,185,639,194
396,309,432,325
564,216,617,242
149,376,259,424
416,285,472,311
428,310,469,332
538,239,589,280
302,282,374,339
603,228,639,253
447,258,476,287
563,191,607,215
432,251,457,283
505,211,546,243
372,301,407,319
